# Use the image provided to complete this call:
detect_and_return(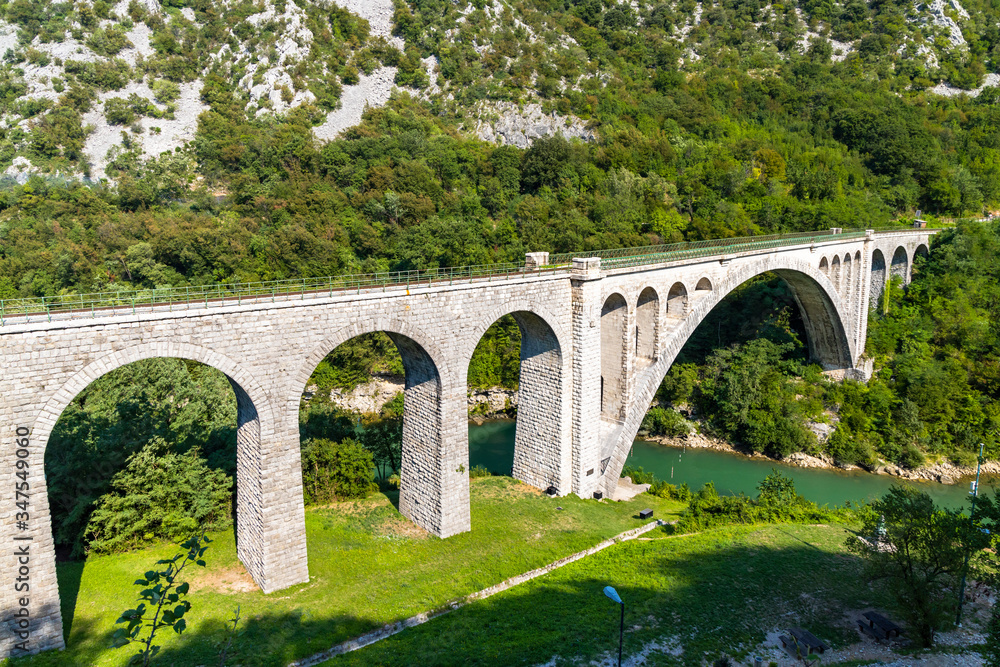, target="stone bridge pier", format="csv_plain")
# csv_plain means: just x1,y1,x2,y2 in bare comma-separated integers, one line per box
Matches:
0,227,934,657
